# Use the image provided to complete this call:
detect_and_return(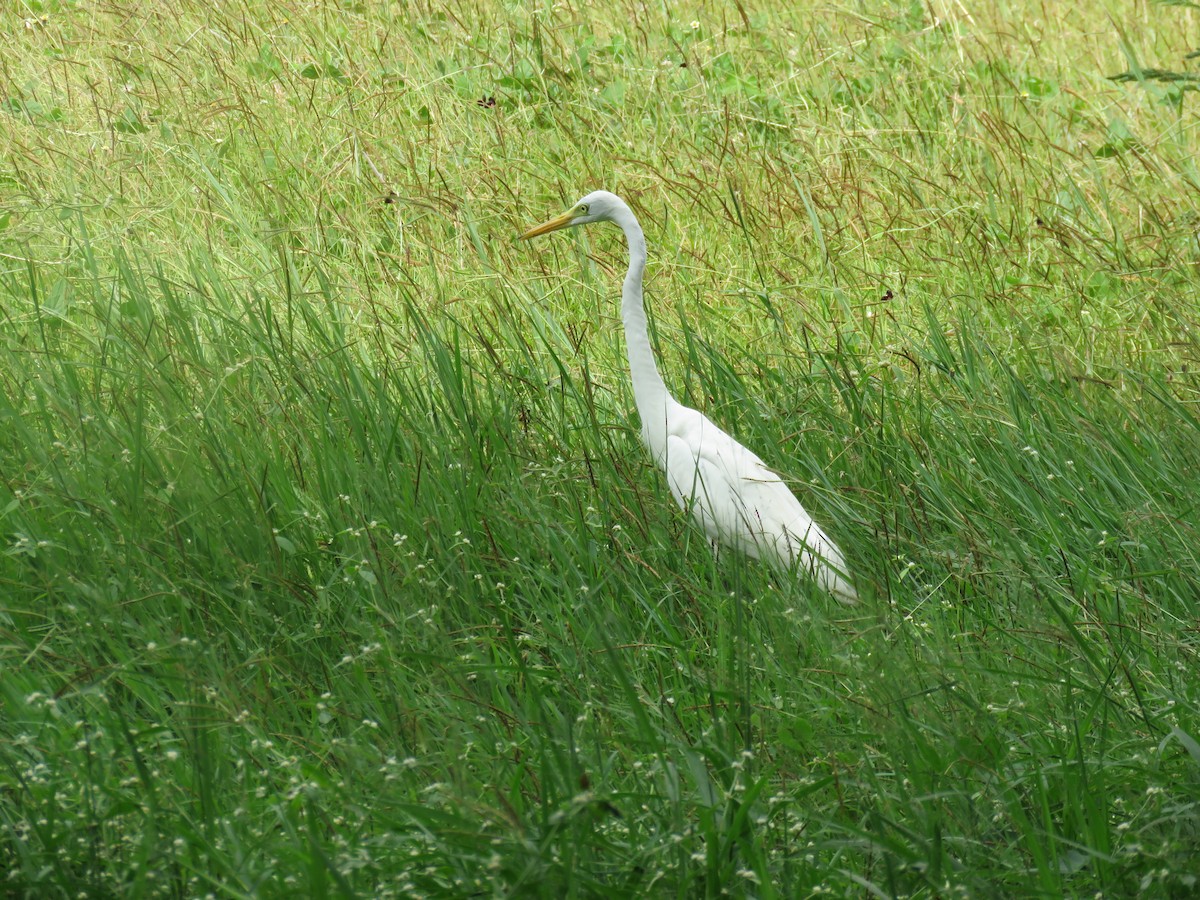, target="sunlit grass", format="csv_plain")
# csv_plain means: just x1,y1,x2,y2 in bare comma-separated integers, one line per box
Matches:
2,1,1198,897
